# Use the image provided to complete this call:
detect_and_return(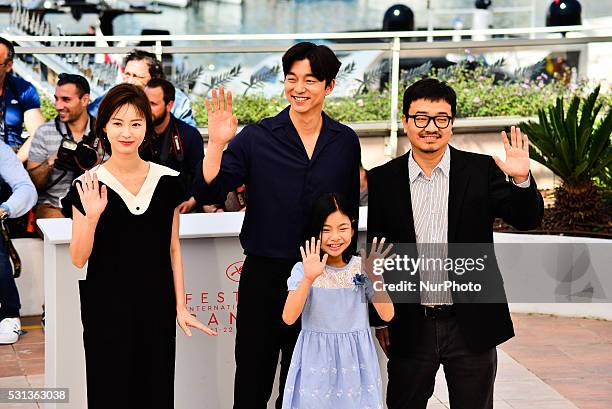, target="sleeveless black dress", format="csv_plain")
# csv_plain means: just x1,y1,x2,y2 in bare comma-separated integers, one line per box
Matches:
62,162,184,409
